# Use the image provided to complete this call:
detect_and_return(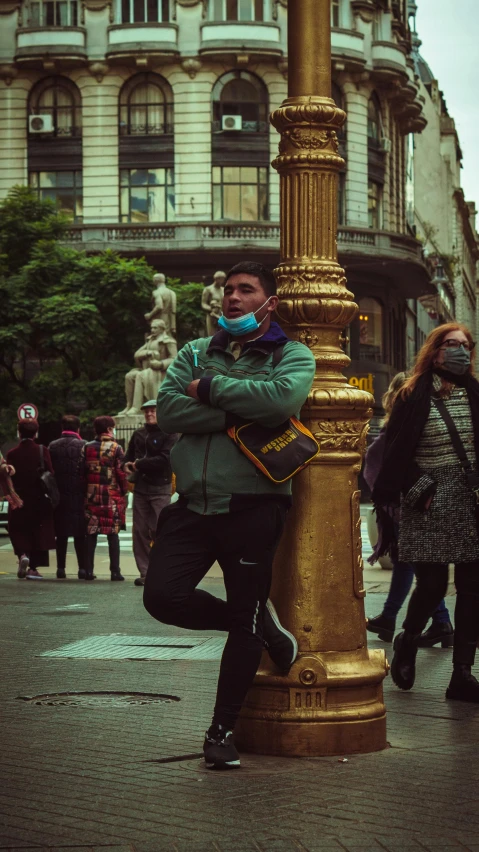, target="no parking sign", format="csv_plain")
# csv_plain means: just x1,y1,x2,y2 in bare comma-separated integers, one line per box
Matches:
17,403,39,421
